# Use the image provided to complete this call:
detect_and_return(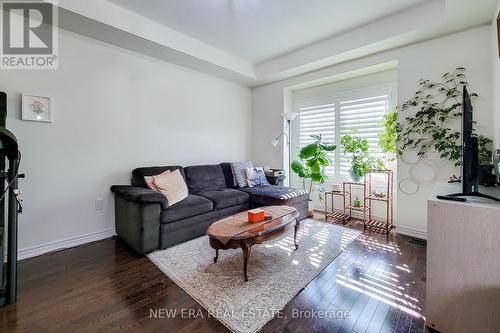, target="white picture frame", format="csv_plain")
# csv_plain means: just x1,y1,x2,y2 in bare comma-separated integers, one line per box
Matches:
22,94,53,123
